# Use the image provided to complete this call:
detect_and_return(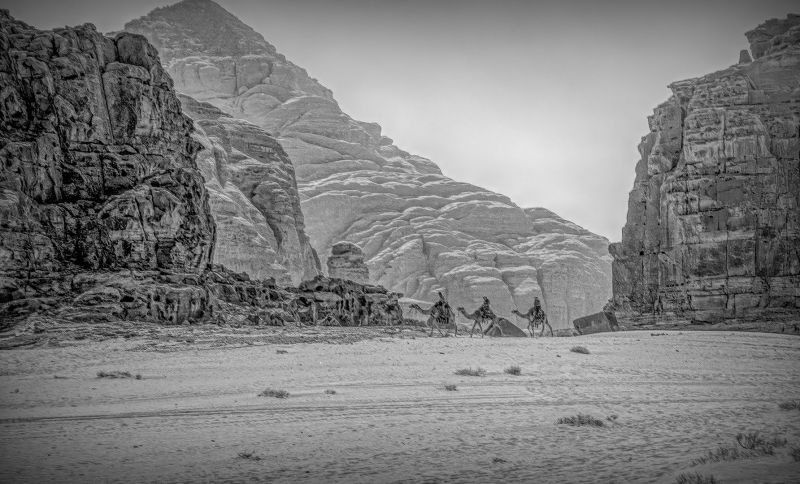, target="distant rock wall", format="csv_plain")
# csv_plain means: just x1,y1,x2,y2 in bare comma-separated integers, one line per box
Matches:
124,0,612,329
610,15,800,326
0,11,215,322
180,95,320,285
